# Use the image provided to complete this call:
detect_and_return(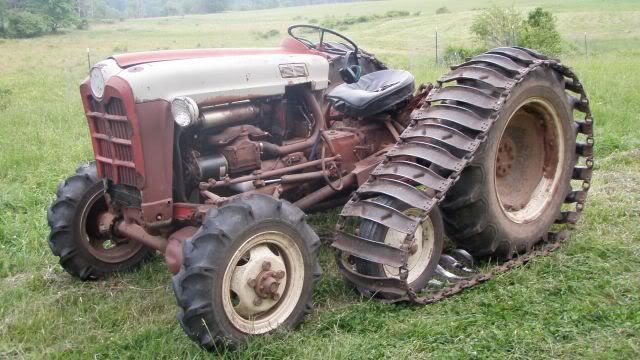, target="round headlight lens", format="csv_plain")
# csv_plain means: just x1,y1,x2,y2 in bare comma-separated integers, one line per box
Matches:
171,97,199,127
90,67,106,99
